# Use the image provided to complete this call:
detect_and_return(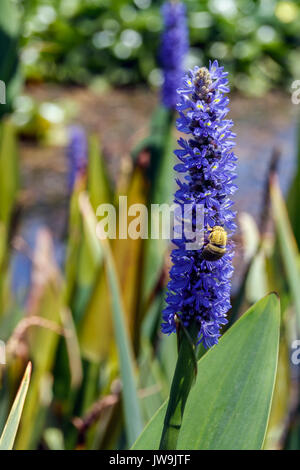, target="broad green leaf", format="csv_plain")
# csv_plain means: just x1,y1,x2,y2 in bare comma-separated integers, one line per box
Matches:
132,401,167,450
0,362,32,450
178,294,280,450
270,176,300,328
132,294,280,450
